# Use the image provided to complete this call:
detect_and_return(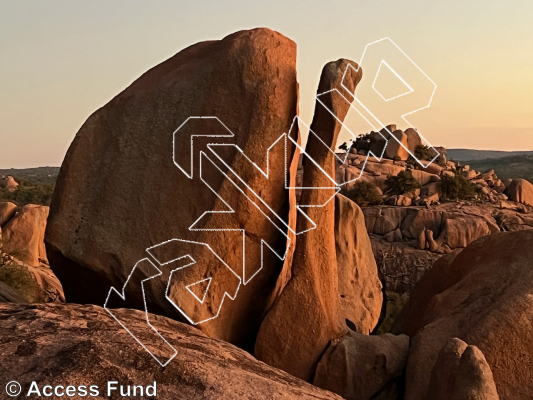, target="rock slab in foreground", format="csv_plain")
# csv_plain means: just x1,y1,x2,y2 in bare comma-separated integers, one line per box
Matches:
0,303,342,400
